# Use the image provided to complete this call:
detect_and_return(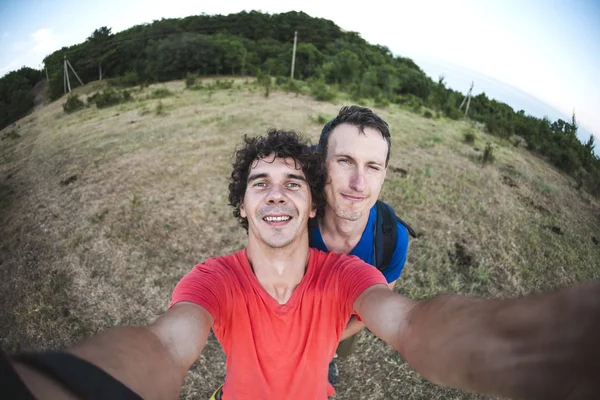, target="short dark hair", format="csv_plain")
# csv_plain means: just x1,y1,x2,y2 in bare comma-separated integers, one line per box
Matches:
229,129,326,231
318,105,391,166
